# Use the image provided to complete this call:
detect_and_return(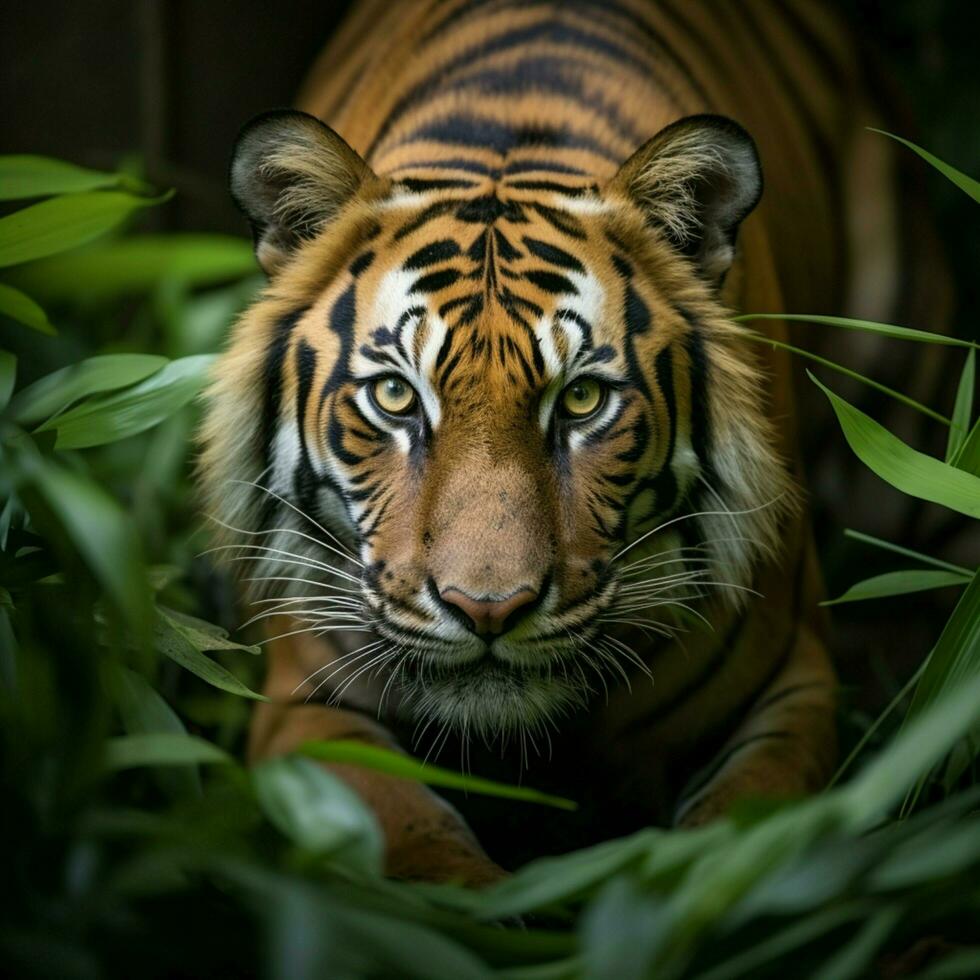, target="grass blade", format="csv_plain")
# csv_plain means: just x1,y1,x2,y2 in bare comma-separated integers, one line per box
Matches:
947,349,975,460
868,128,980,203
737,313,977,349
823,569,970,605
745,332,949,424
299,739,577,810
843,529,974,576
